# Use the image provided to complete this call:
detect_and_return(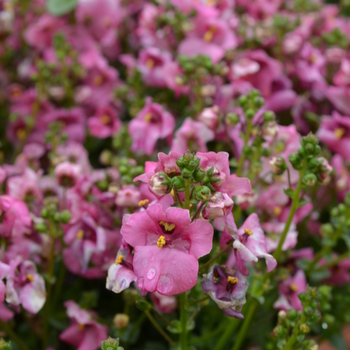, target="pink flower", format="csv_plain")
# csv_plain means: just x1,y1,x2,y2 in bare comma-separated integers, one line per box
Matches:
197,106,220,130
201,264,248,318
178,10,237,63
43,108,86,143
115,185,141,208
129,98,175,155
333,59,350,86
151,292,177,314
332,155,350,198
327,86,350,115
60,301,108,350
262,222,298,253
229,50,283,98
106,242,136,294
24,14,65,50
196,152,252,197
5,257,46,314
171,118,214,153
88,106,121,139
55,161,81,187
0,196,31,239
232,214,277,276
274,270,307,311
121,203,213,295
318,112,350,161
